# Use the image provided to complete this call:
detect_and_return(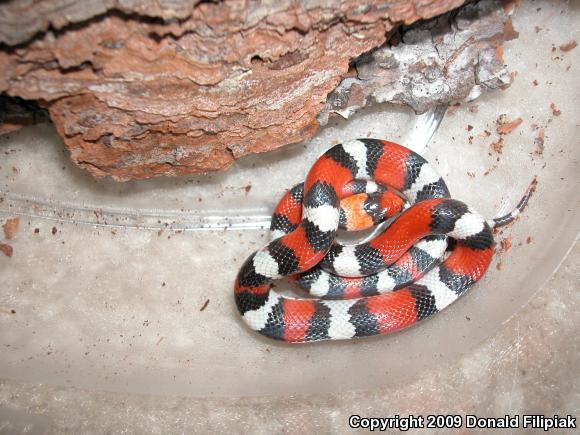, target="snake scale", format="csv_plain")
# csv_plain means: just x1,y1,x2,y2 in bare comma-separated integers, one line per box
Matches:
234,139,534,343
